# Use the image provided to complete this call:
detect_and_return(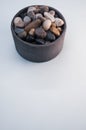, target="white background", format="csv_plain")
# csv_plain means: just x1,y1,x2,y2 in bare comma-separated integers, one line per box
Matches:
0,0,86,130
